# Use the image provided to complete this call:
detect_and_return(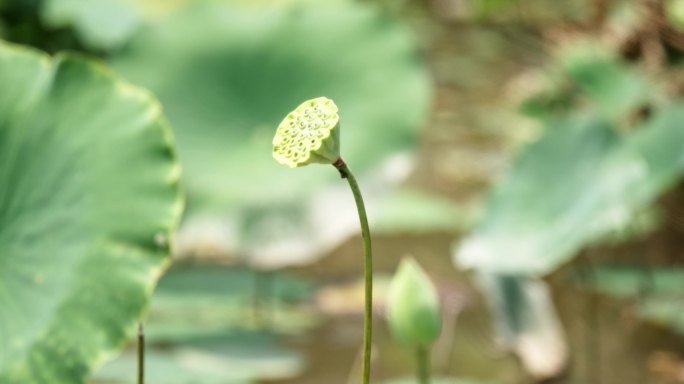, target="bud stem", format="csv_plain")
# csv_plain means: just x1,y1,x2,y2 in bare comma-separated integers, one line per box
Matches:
334,158,373,384
416,347,430,384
